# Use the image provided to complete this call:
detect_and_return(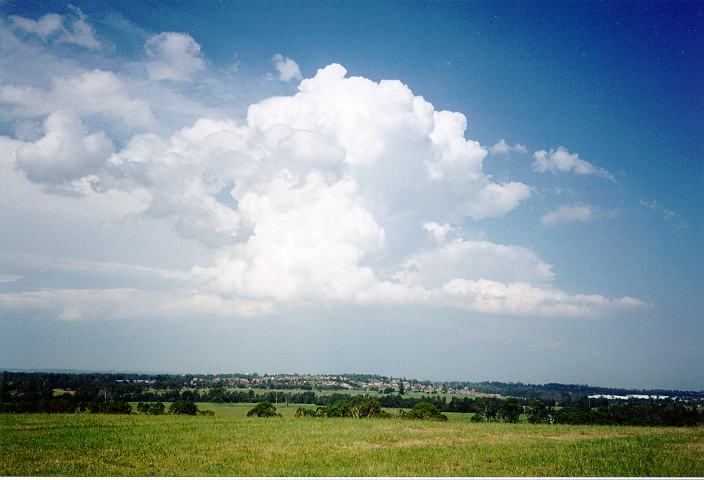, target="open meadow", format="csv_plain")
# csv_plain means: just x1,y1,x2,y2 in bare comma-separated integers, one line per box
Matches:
1,403,702,476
